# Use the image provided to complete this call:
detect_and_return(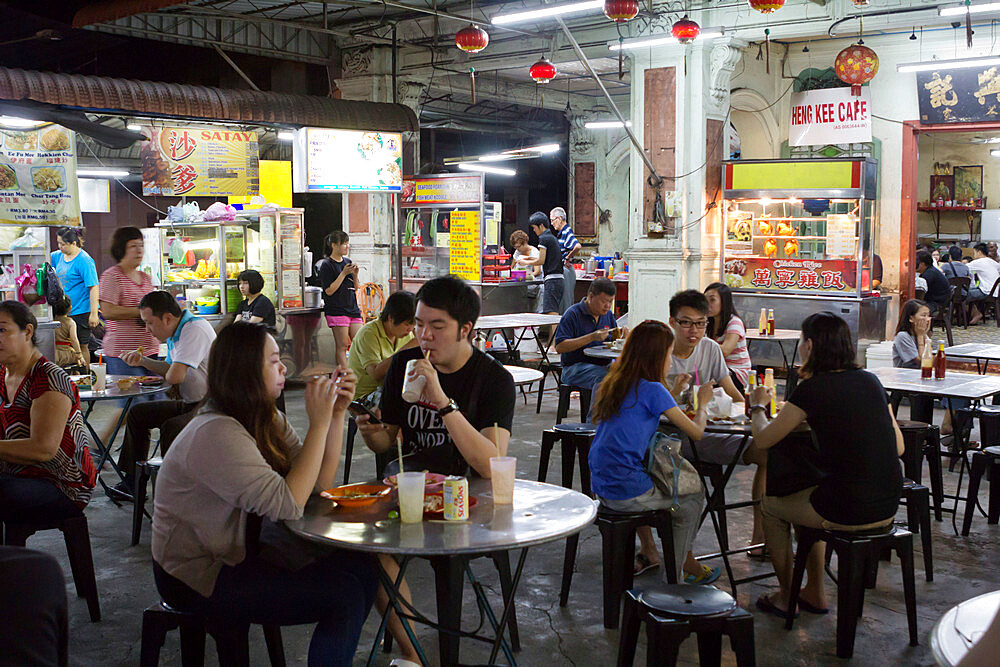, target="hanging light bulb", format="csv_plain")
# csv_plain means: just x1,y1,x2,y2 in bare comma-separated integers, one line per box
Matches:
803,43,810,52
909,27,918,40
